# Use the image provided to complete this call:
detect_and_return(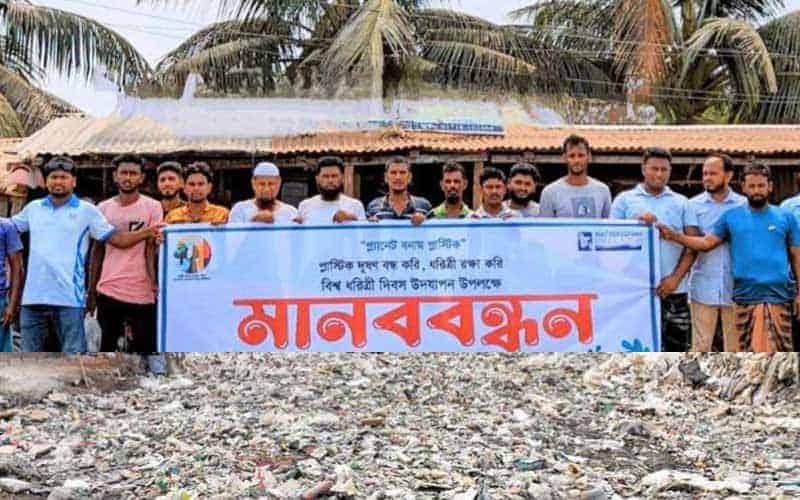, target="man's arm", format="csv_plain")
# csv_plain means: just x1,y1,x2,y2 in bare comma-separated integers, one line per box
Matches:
145,239,157,292
657,225,700,297
4,252,23,325
86,242,105,314
657,223,723,252
790,247,800,319
107,225,161,249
